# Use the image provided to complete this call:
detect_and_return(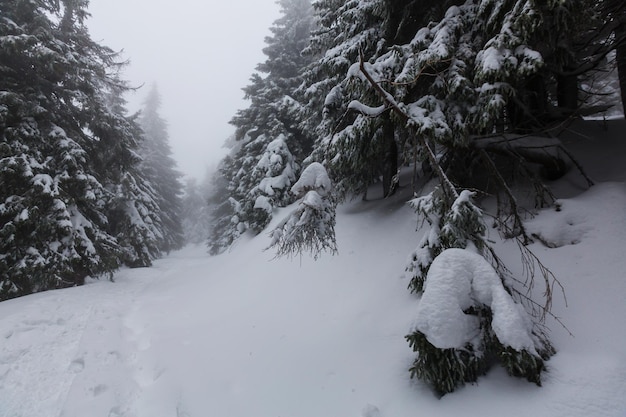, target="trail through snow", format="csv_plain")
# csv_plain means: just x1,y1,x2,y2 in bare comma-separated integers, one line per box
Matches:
1,119,626,417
